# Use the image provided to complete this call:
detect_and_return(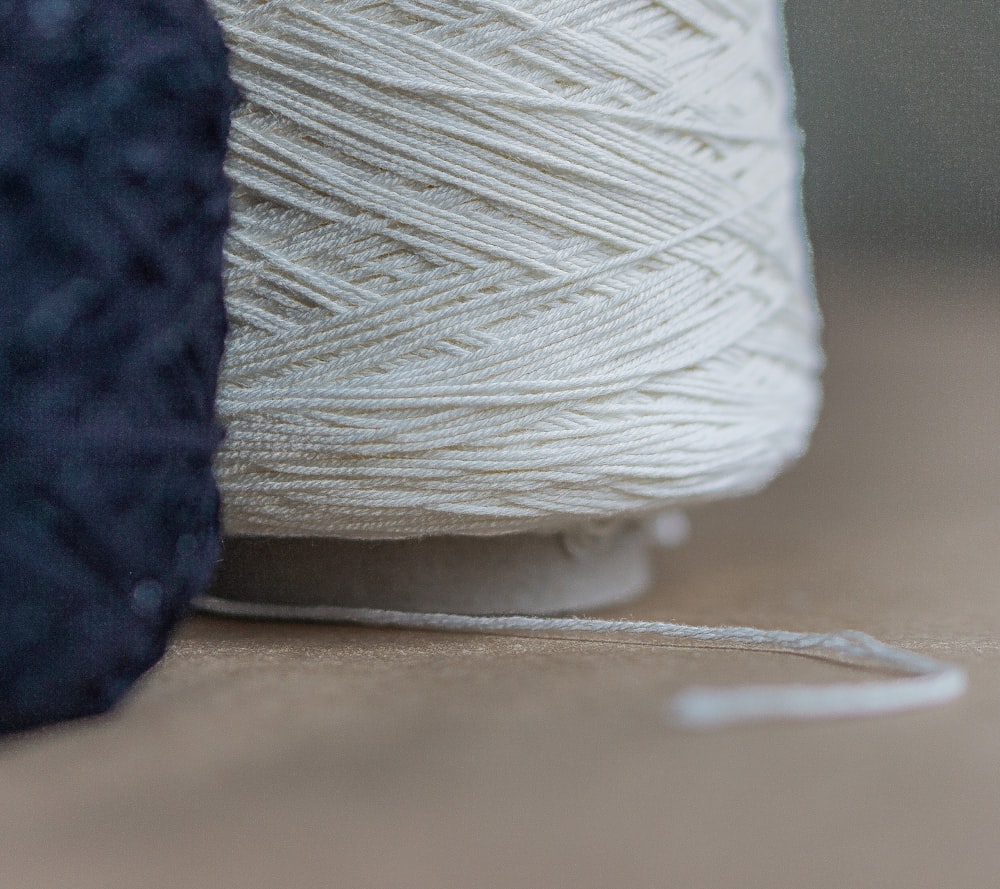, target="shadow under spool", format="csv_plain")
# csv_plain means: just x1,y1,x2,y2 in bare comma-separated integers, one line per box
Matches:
208,526,652,616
